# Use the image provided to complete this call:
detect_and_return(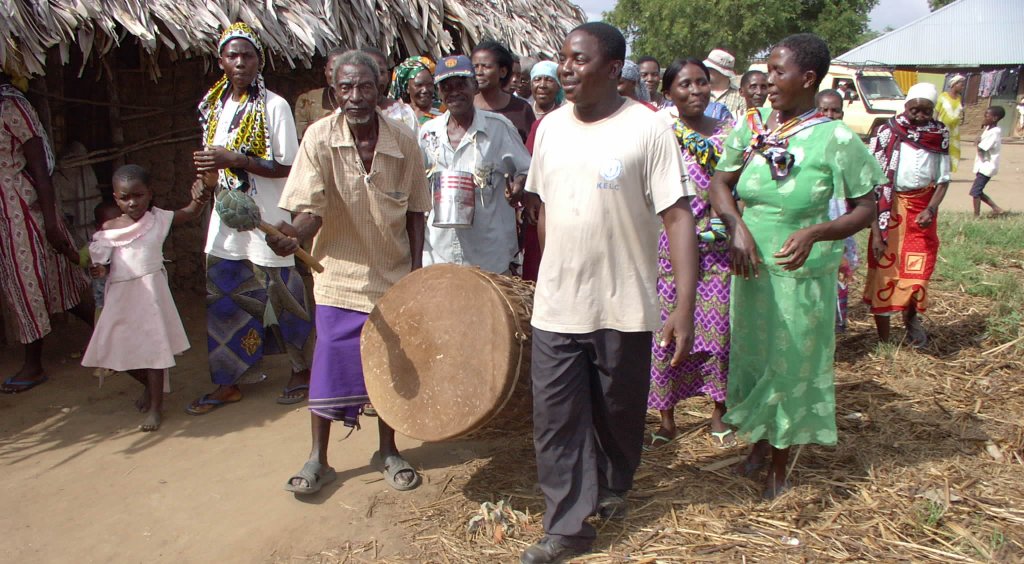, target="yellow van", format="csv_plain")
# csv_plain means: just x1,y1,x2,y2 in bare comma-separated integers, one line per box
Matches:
745,61,905,137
